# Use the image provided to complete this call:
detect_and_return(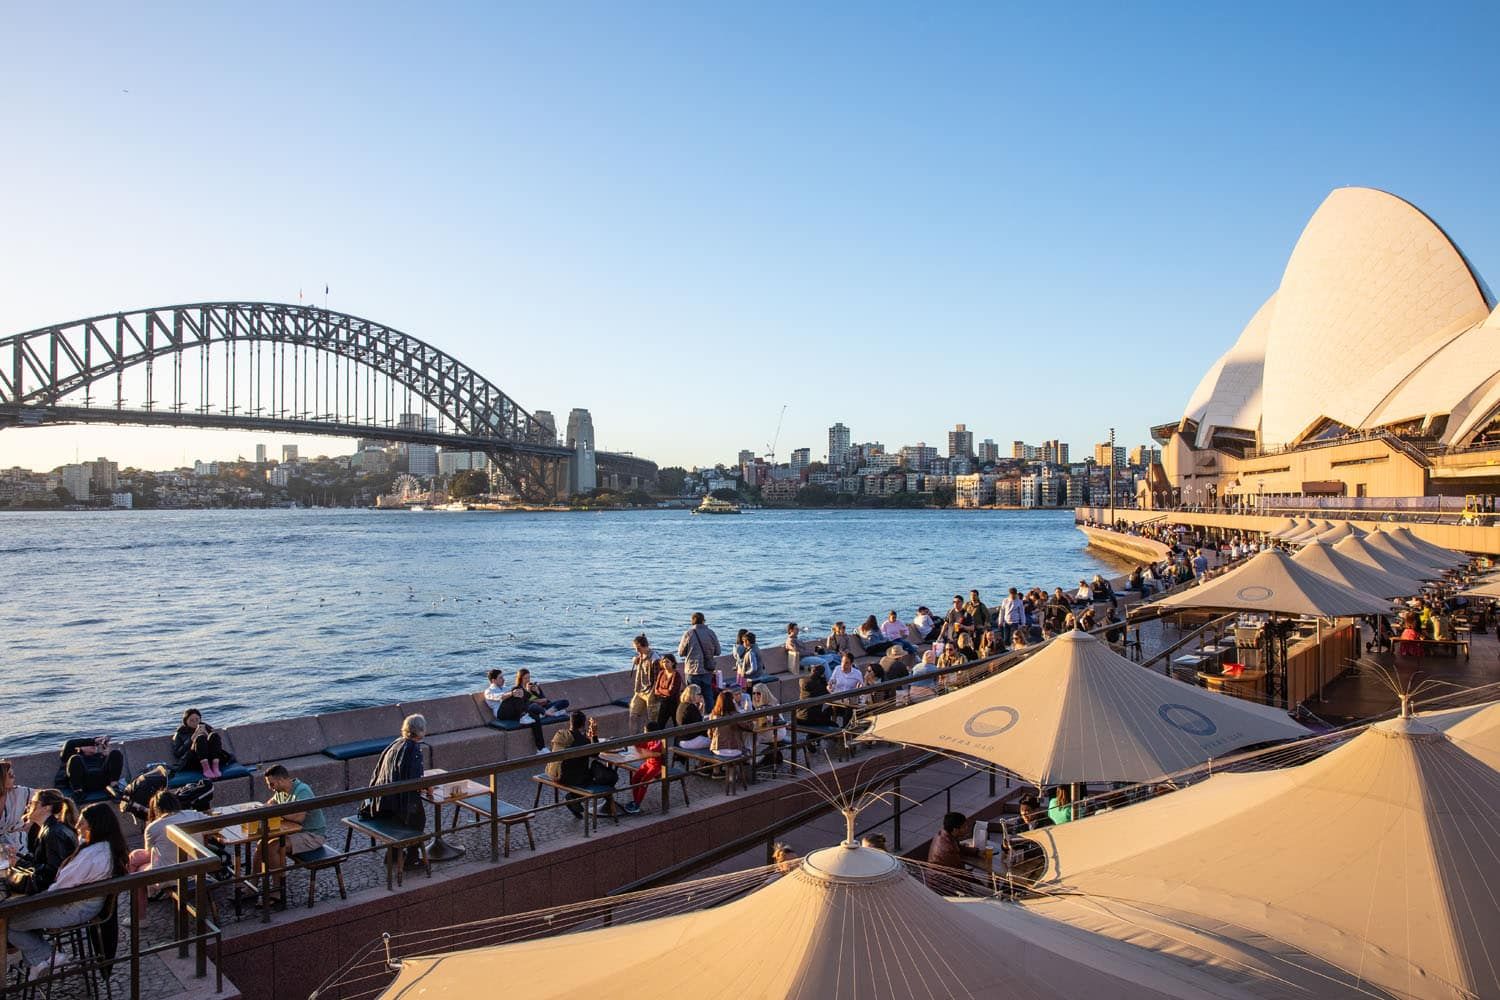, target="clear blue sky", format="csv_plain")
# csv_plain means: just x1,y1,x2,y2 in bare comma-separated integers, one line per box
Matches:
2,2,1498,471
